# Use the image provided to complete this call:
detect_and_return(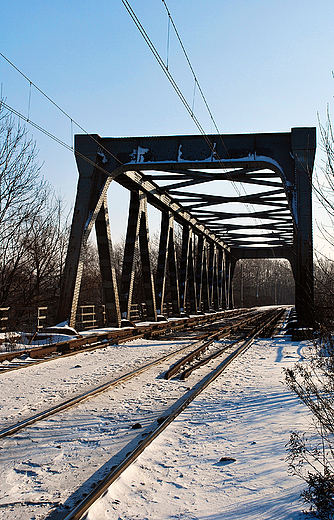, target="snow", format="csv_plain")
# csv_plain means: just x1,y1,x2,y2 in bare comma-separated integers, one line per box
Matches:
127,144,284,175
86,334,312,520
0,339,184,428
0,321,314,520
0,321,80,352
